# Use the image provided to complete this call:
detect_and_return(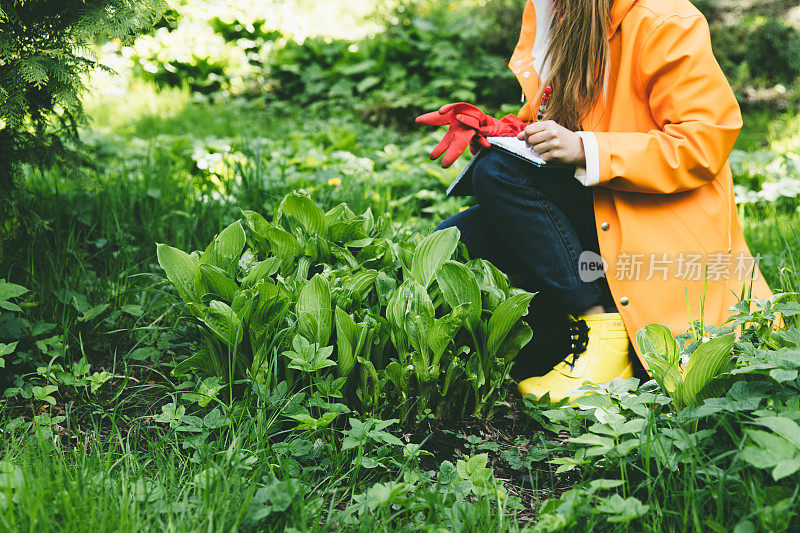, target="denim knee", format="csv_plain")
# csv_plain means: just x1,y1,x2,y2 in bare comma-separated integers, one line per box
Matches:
471,151,533,208
435,217,456,232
